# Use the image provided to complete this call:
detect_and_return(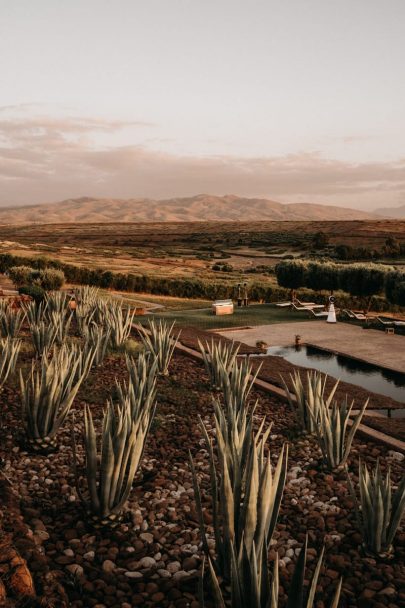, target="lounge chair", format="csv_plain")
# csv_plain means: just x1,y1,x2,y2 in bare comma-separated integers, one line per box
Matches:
275,301,292,307
291,302,325,312
342,309,367,321
376,316,394,326
294,298,317,306
377,316,405,327
308,308,329,318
